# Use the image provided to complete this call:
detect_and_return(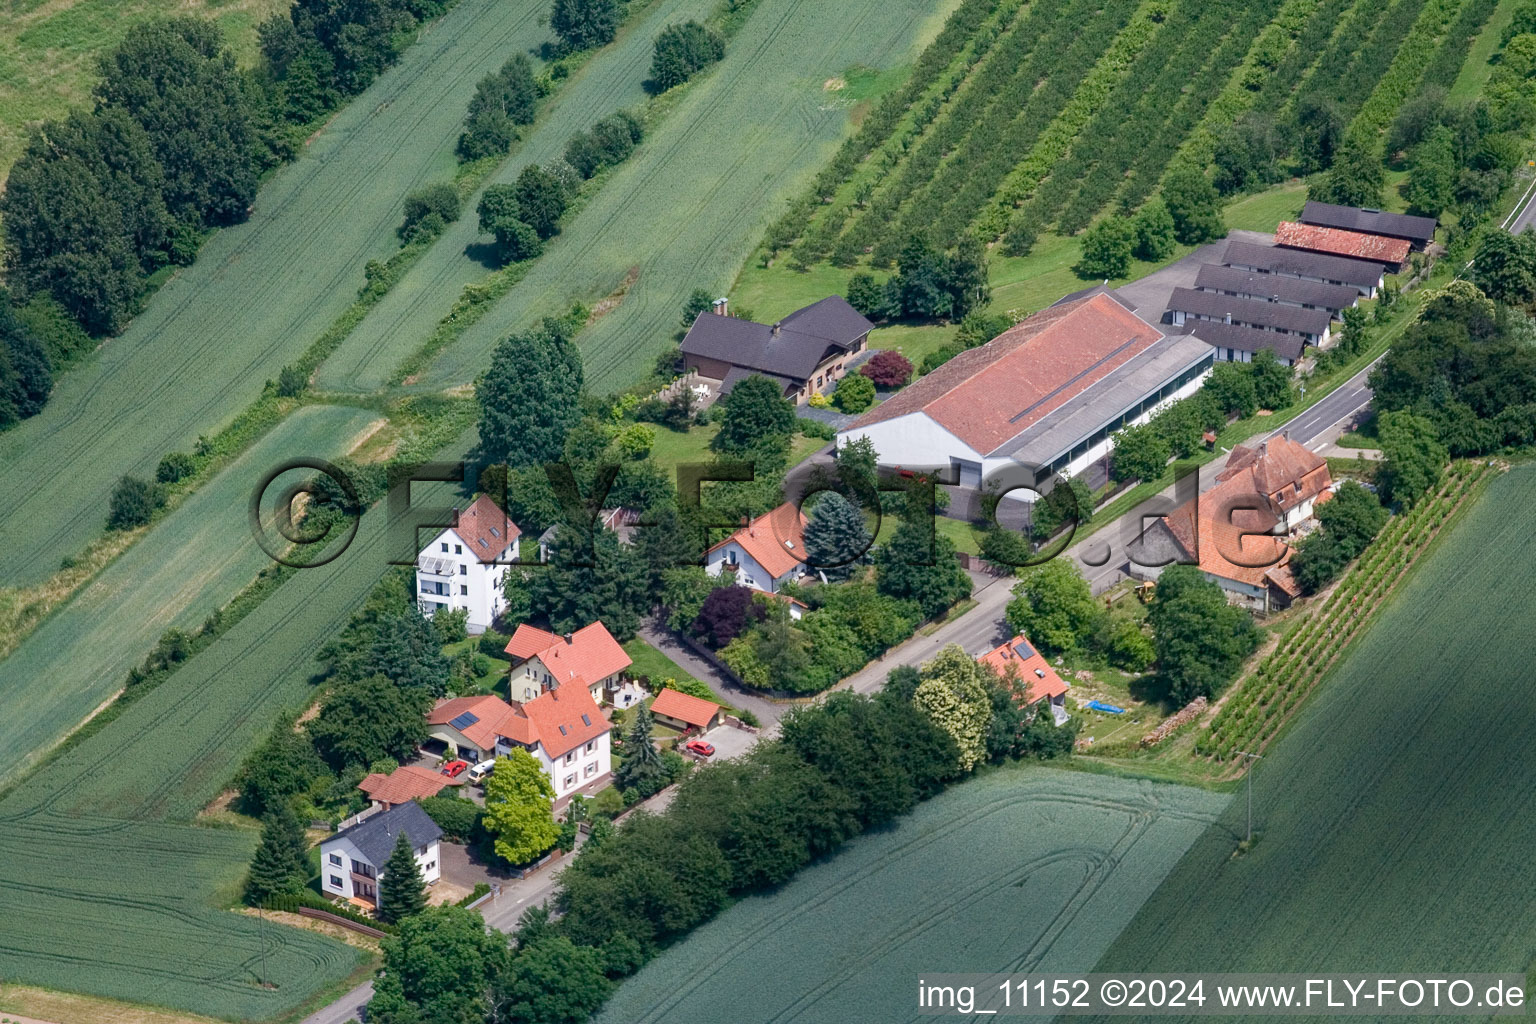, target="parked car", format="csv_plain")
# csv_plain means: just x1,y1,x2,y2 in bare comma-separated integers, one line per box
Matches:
467,760,496,783
684,739,715,758
440,759,469,778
